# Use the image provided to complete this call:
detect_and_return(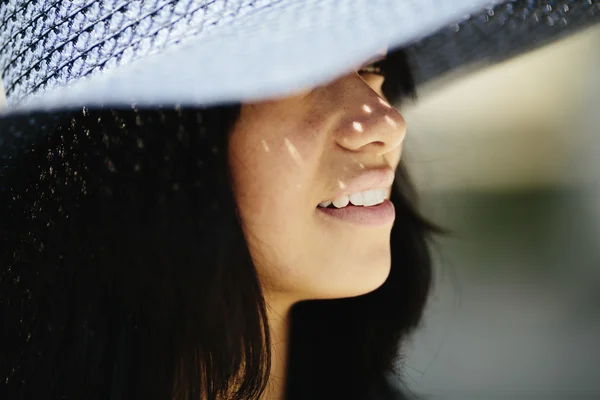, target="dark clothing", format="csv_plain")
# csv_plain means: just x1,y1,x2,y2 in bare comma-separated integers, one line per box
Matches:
367,374,411,400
